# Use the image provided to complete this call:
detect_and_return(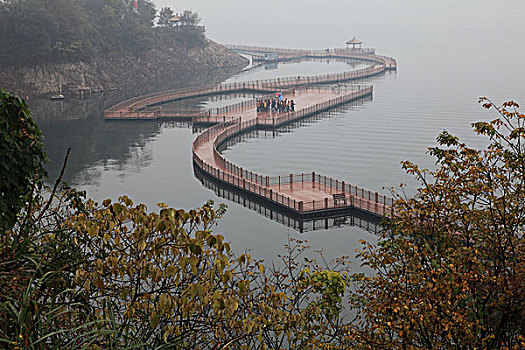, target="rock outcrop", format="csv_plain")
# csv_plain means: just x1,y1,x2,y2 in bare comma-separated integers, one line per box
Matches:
0,40,248,97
